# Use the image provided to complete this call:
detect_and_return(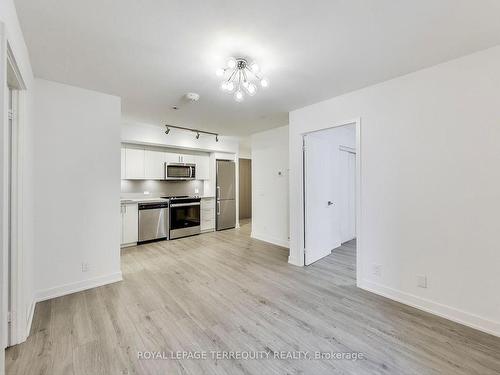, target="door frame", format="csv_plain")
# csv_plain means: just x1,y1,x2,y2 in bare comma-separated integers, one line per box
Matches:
301,118,362,278
338,145,357,243
2,35,28,349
